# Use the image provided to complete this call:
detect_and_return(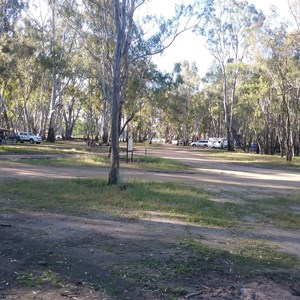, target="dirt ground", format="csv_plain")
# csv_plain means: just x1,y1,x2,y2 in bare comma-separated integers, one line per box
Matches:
0,146,300,299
